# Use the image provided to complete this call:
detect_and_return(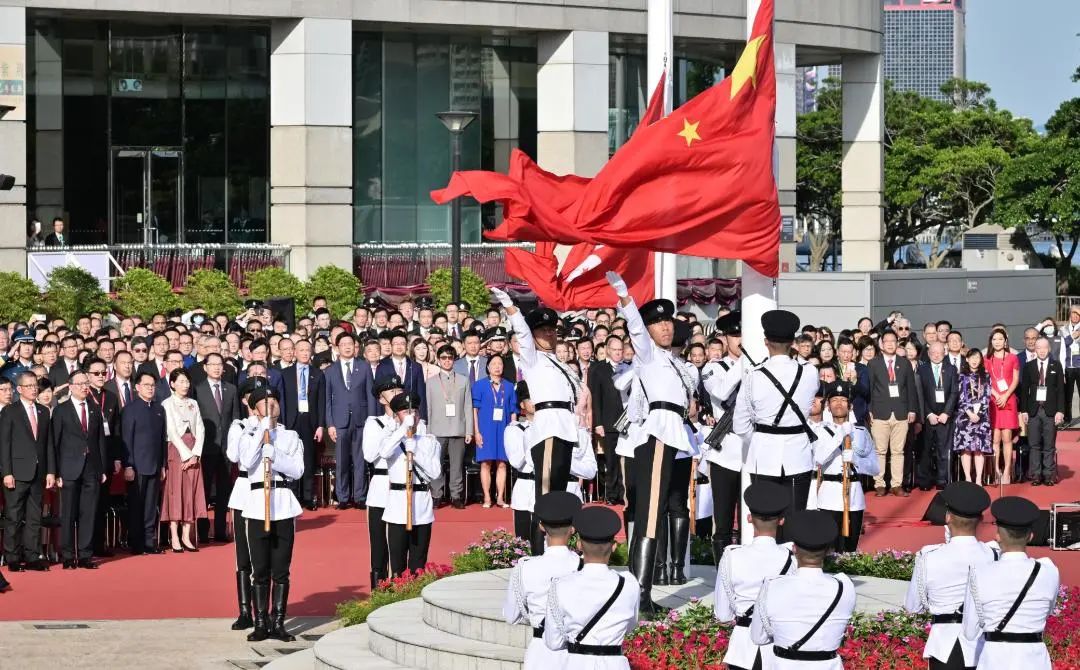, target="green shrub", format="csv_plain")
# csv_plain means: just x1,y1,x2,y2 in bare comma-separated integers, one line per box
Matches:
690,535,714,565
425,267,490,313
246,266,308,307
0,272,43,322
181,269,243,316
336,565,453,627
305,265,362,321
42,265,112,323
115,268,181,319
450,547,493,575
825,549,916,580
